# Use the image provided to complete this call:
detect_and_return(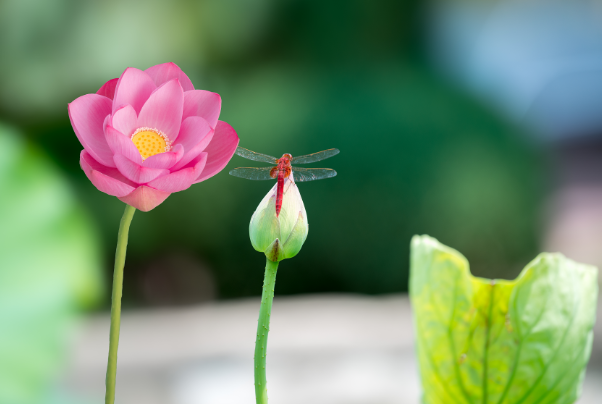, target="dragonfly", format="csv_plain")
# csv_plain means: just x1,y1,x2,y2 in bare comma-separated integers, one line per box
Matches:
230,146,339,216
